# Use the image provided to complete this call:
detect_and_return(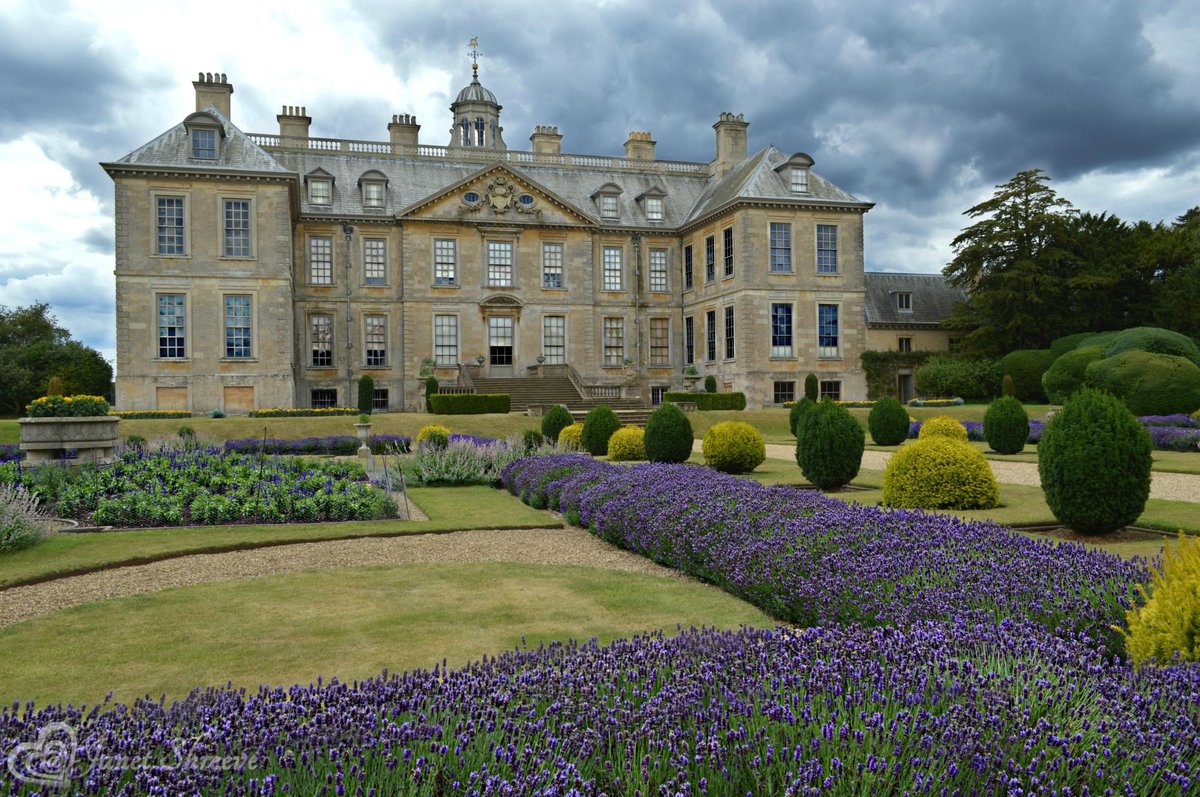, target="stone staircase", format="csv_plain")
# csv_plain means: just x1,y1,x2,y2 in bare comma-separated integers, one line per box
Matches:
471,374,650,425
